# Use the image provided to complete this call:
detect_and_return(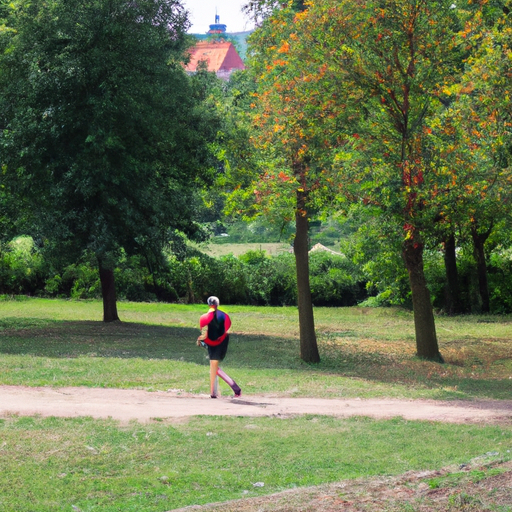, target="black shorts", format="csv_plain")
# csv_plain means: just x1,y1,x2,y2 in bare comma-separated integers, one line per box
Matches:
207,335,229,361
